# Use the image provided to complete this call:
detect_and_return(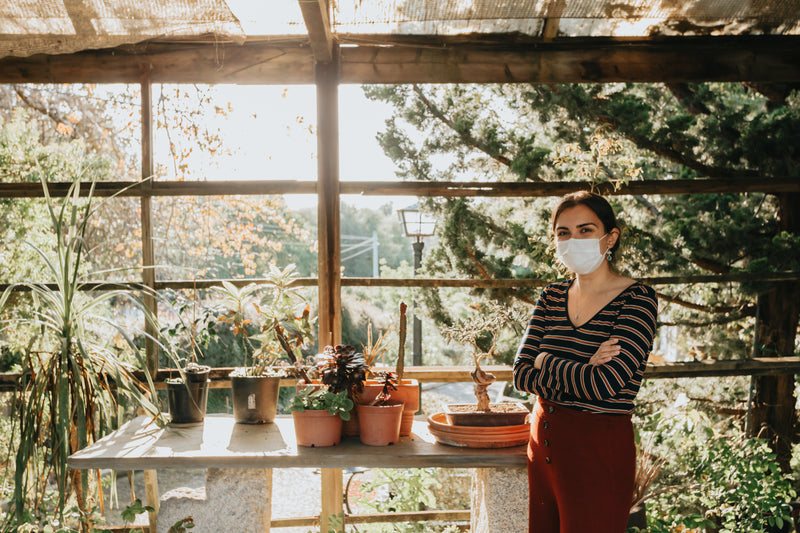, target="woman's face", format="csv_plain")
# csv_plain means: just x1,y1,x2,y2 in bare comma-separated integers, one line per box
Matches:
554,204,617,249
